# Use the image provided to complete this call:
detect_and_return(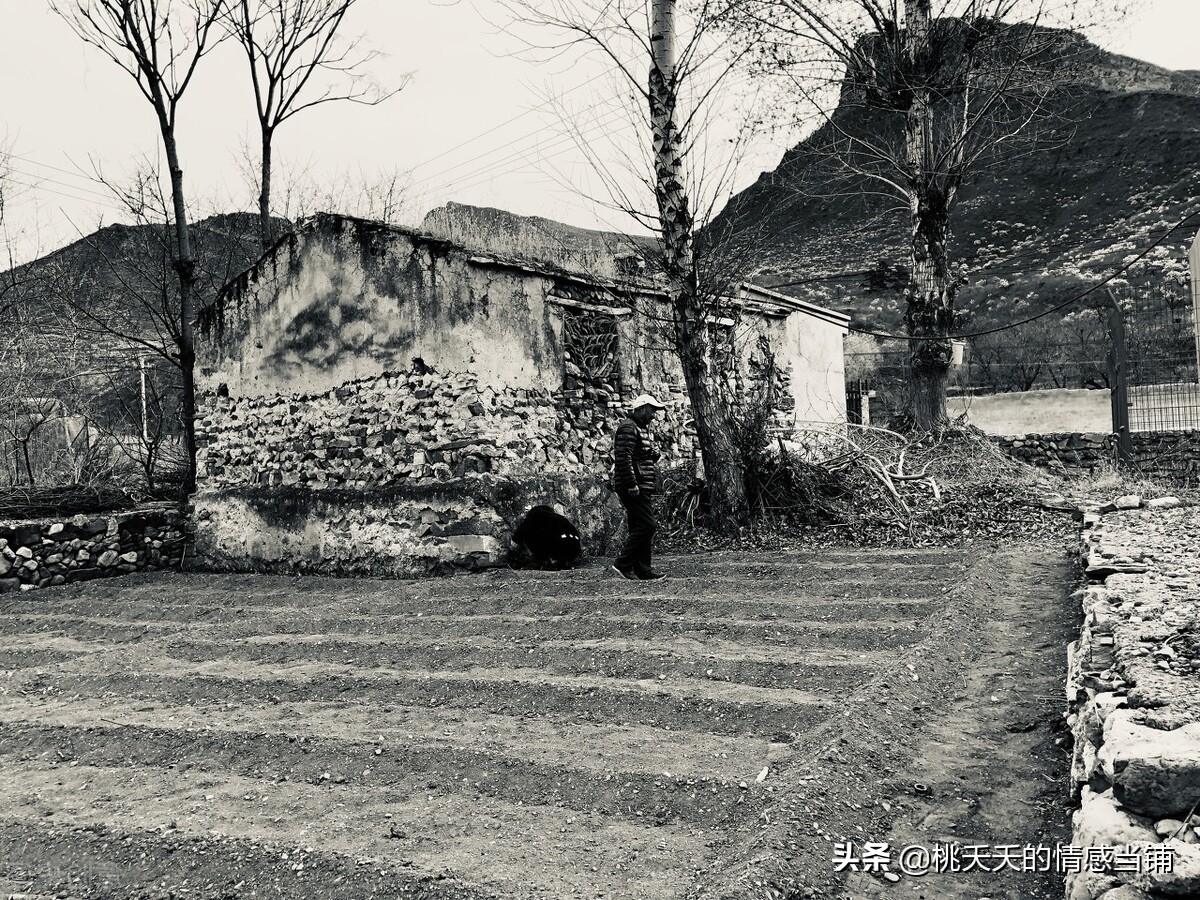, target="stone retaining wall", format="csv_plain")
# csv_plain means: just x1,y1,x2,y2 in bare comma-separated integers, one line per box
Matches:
0,505,188,594
191,475,624,577
998,431,1200,484
1065,499,1200,899
193,364,681,575
998,432,1113,473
